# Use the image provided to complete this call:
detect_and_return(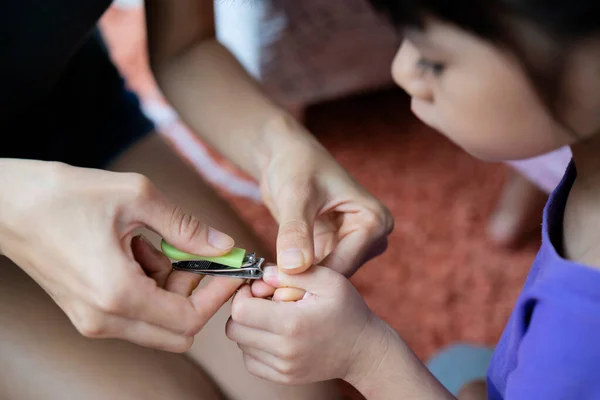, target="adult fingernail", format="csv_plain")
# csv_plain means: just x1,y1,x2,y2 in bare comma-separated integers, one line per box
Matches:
279,248,305,270
208,227,235,250
263,266,279,280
